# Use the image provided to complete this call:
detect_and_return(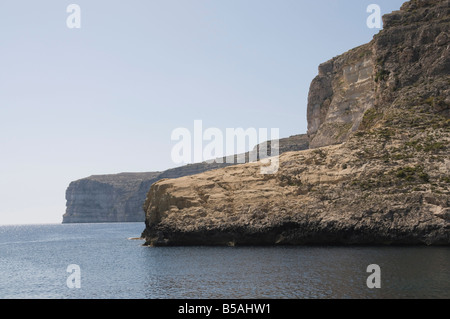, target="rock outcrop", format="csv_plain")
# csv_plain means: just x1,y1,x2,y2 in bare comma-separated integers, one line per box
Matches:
63,173,161,223
63,134,309,223
307,43,375,148
142,0,449,246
